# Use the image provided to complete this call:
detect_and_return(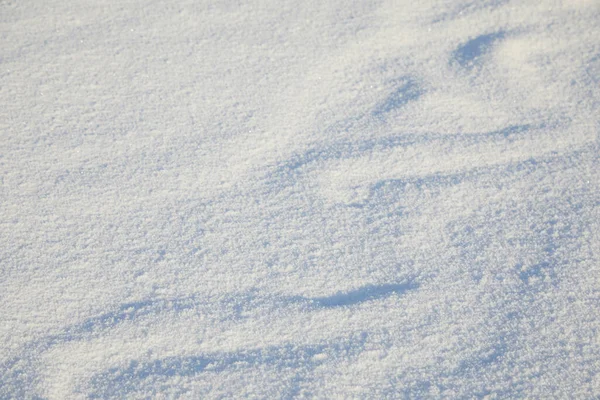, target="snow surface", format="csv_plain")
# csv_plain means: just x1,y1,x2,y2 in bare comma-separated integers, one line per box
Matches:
1,0,600,398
